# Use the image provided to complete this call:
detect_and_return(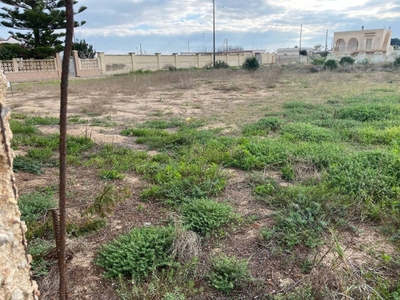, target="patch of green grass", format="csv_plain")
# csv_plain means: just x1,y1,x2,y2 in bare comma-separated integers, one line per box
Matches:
346,126,400,145
28,238,55,279
25,116,59,126
336,104,400,122
281,123,338,143
242,117,282,136
256,181,352,248
282,101,334,123
10,119,38,135
140,161,227,205
90,117,117,127
85,144,151,174
116,260,199,300
96,226,176,280
68,116,87,124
